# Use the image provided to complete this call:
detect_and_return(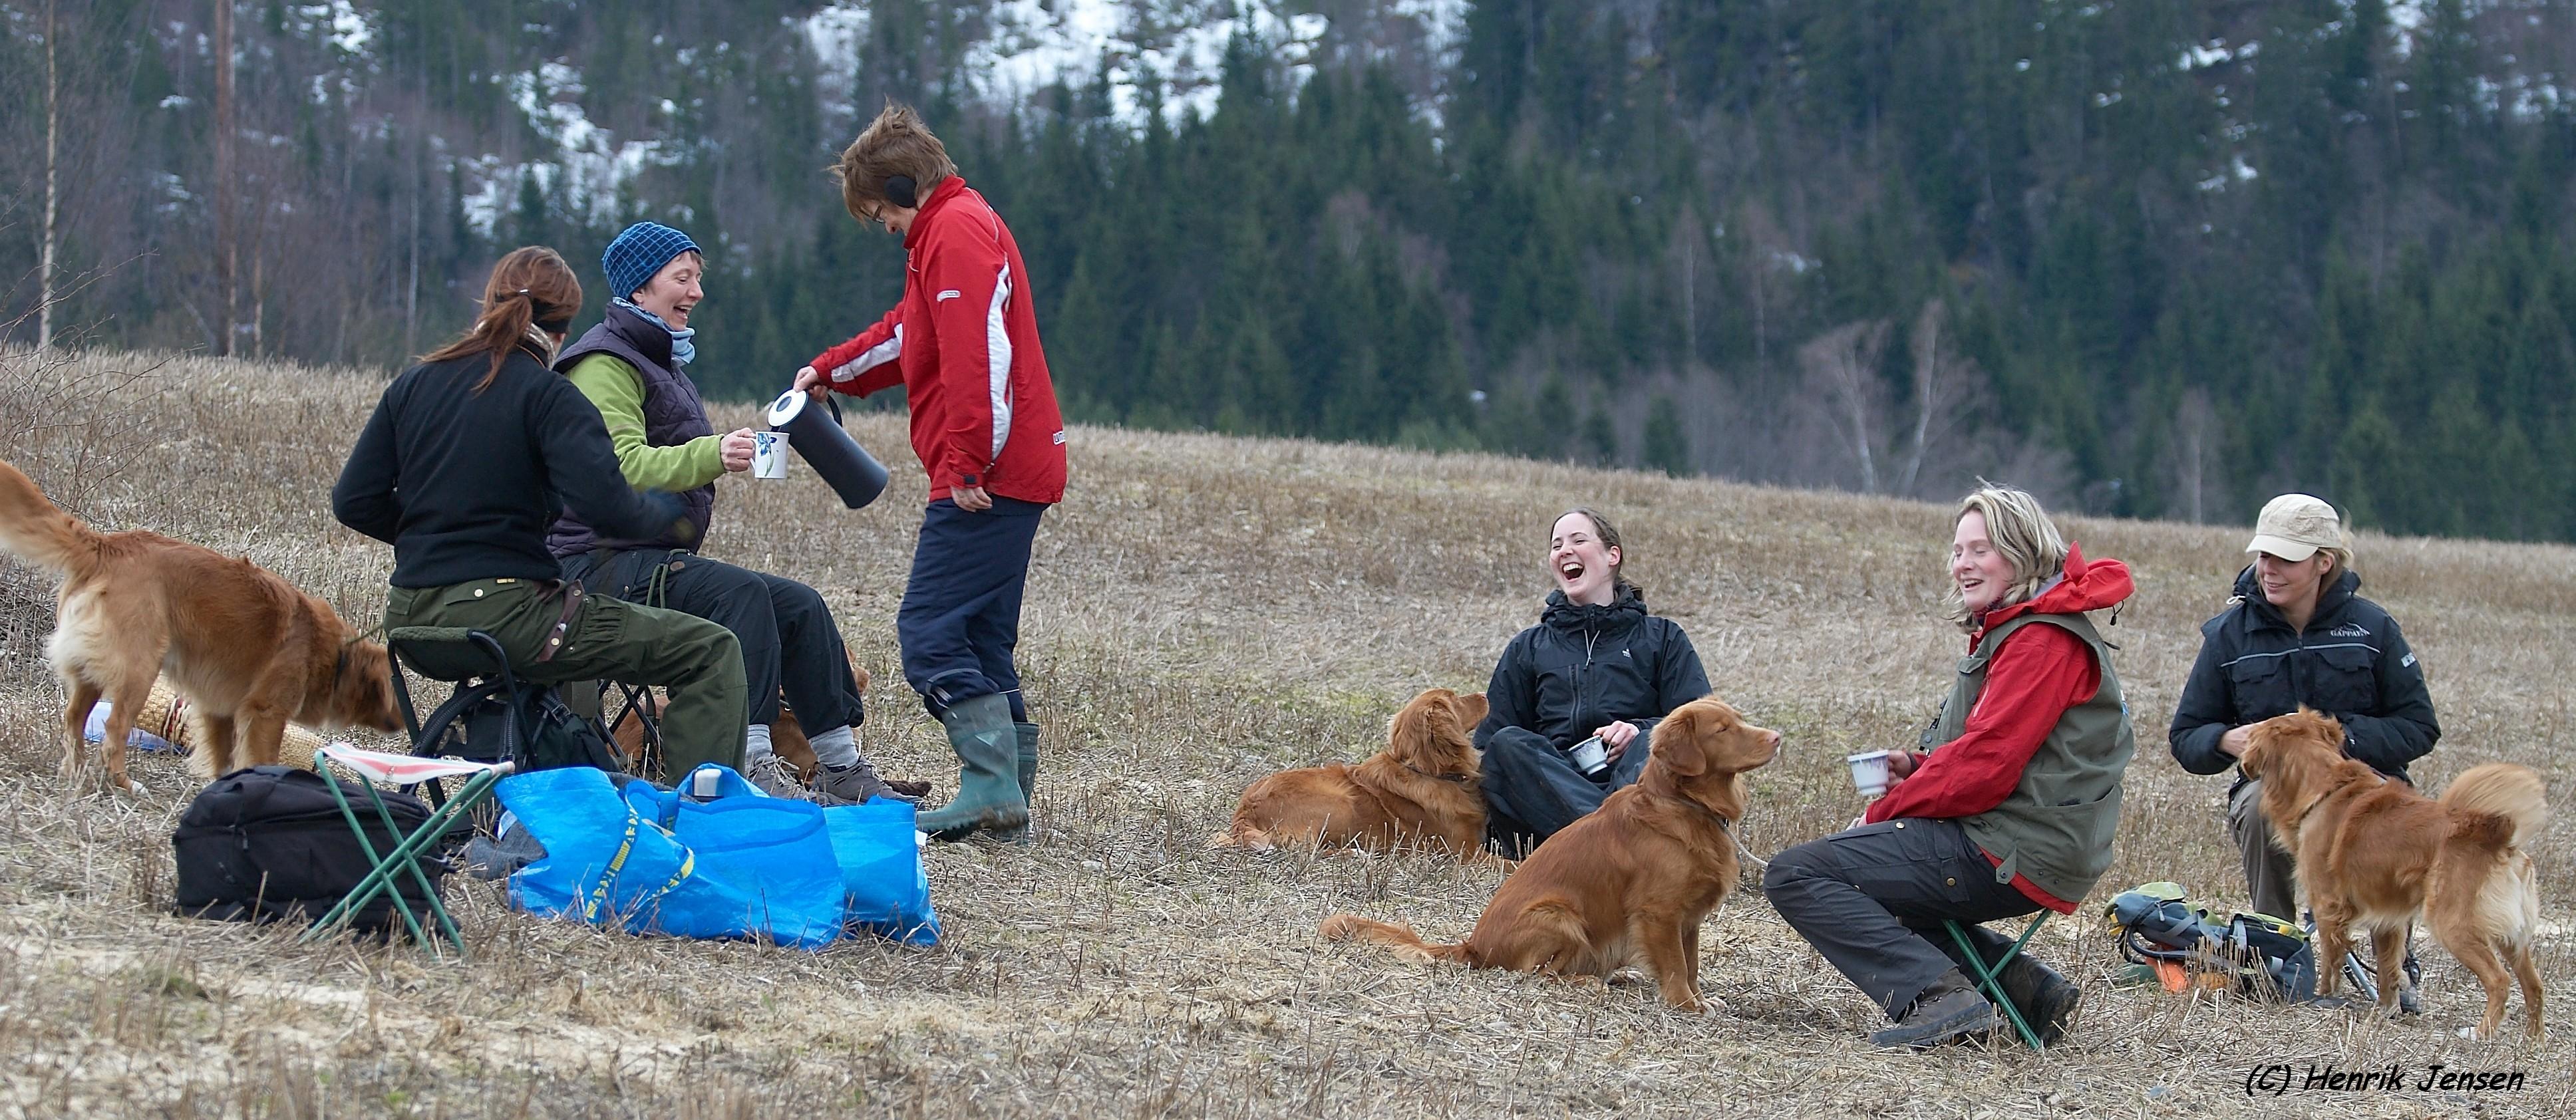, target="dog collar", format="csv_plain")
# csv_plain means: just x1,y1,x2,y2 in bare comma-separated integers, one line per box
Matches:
1400,760,1474,784
2283,768,2382,834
